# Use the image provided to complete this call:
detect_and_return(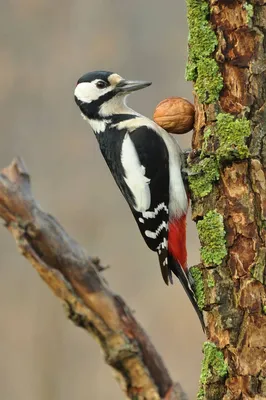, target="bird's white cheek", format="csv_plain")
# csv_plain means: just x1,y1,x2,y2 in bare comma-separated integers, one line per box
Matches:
74,82,113,103
75,82,100,103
